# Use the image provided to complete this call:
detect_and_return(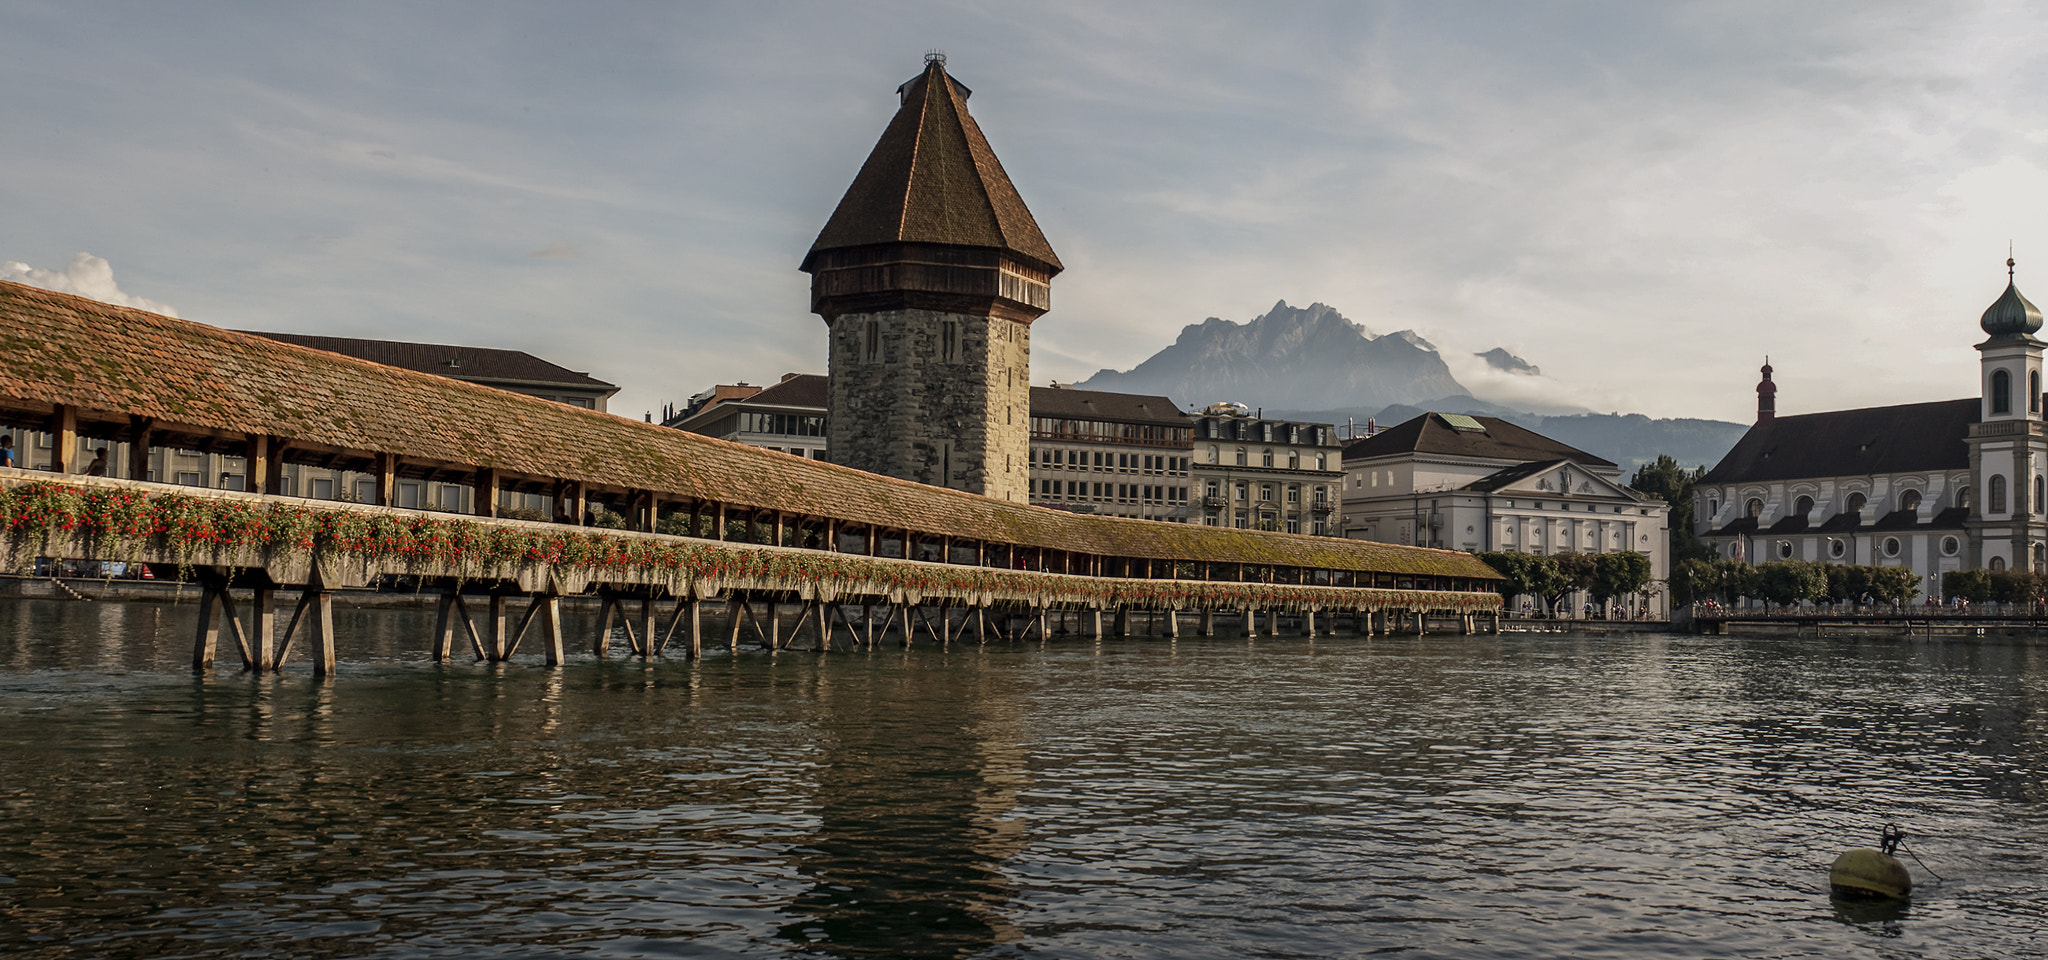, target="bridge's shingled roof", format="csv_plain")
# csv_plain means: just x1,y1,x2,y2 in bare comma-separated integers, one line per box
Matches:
0,280,1495,579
